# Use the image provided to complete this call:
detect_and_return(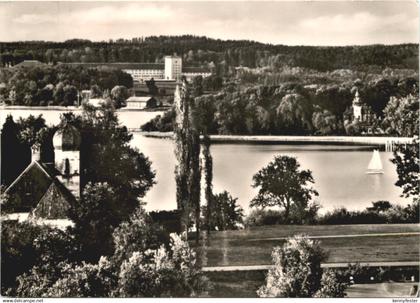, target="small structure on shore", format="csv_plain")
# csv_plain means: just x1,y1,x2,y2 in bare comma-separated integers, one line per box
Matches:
126,96,157,109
